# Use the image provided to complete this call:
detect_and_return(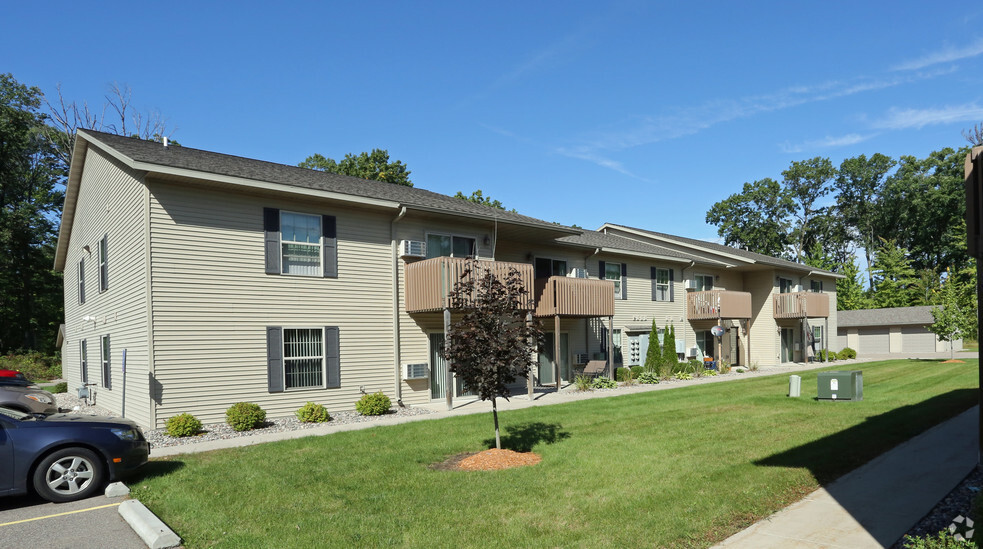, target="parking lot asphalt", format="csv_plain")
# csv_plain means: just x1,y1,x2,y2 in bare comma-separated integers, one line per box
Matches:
0,492,146,549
